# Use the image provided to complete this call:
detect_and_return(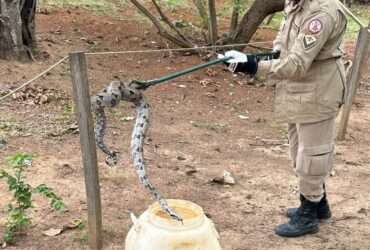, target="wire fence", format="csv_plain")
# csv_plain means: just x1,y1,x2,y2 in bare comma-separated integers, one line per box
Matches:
1,33,369,102
0,40,275,103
